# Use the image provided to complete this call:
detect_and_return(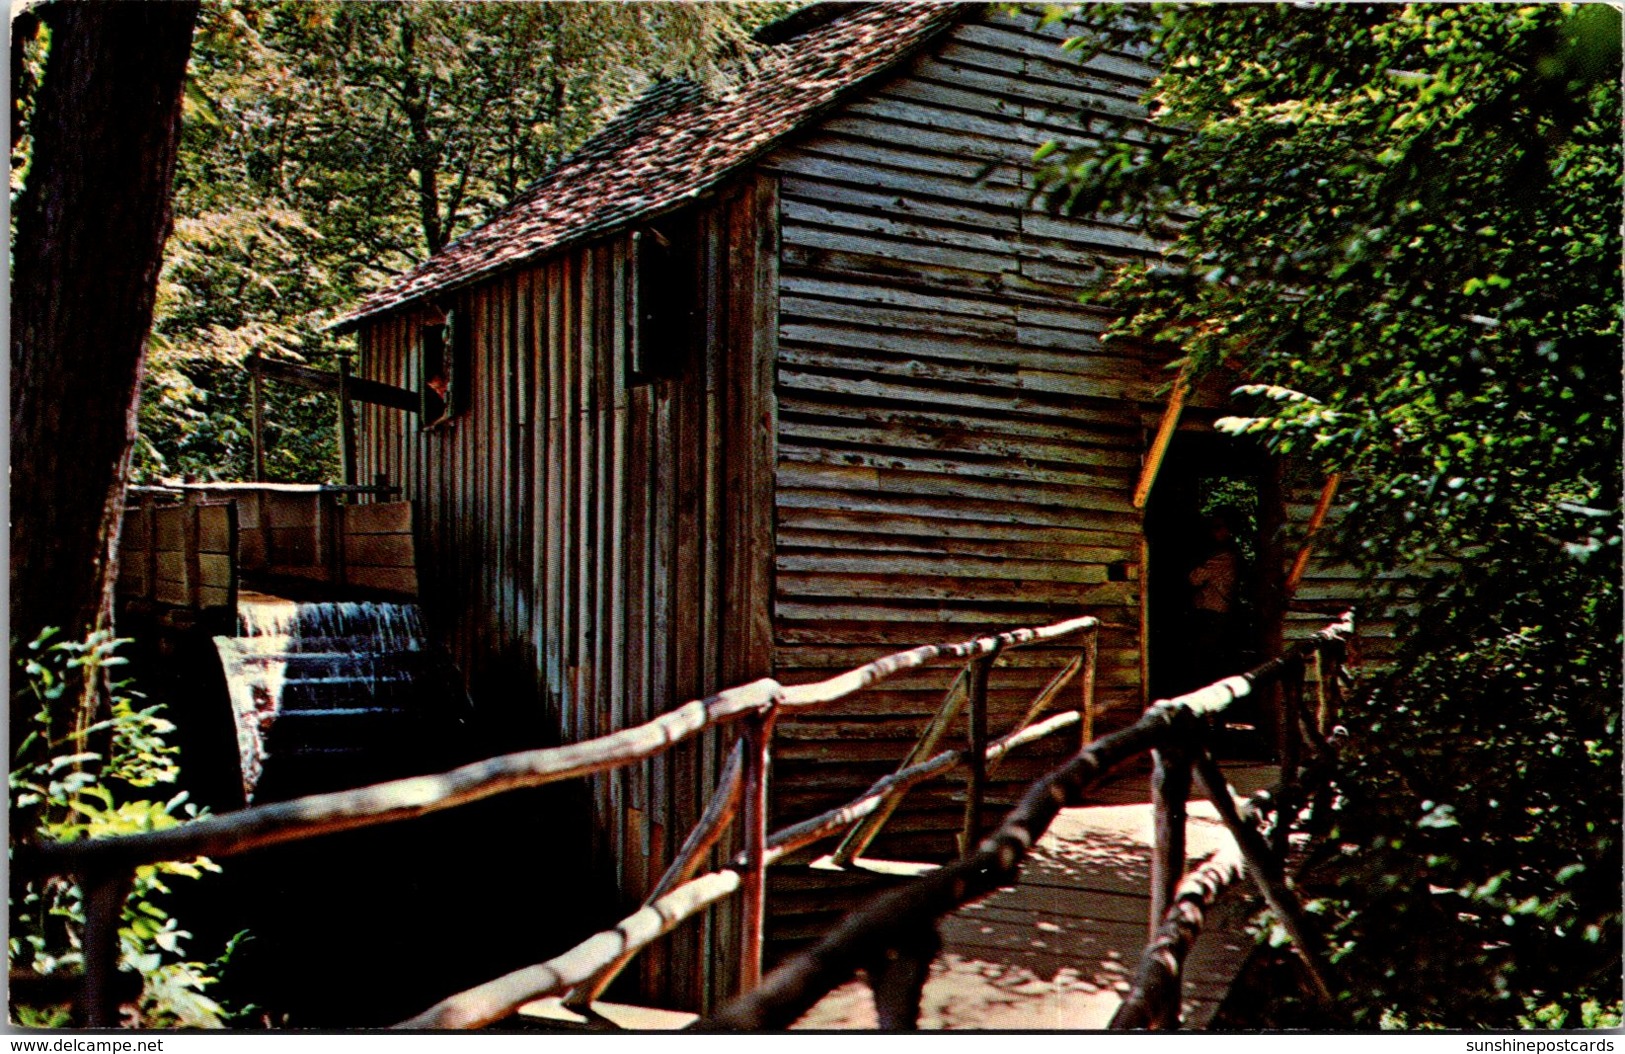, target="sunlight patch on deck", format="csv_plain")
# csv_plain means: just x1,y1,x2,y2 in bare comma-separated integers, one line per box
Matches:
792,763,1275,1030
